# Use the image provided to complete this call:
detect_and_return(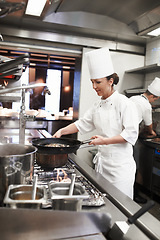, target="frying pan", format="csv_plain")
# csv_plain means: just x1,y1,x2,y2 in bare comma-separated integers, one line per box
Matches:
32,137,91,154
32,137,91,169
